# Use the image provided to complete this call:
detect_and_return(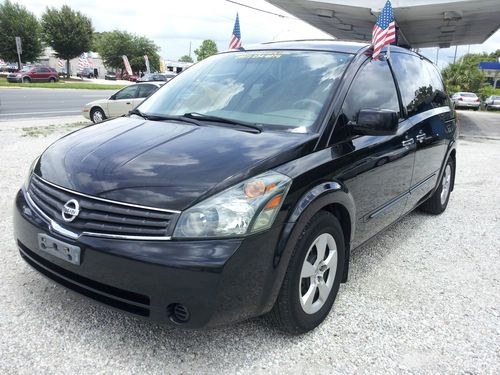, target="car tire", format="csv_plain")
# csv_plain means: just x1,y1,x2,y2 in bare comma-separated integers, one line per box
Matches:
90,107,106,124
419,158,454,215
22,77,31,83
49,77,56,83
268,211,345,334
